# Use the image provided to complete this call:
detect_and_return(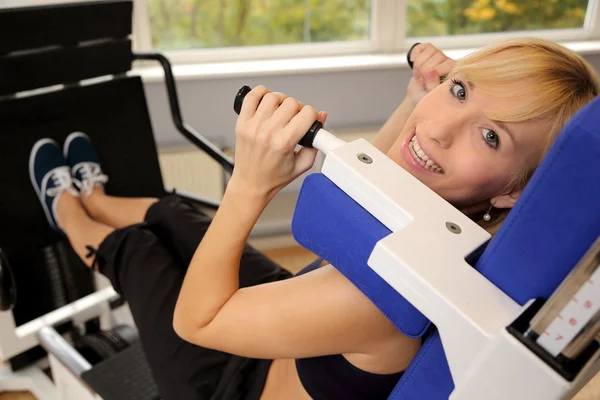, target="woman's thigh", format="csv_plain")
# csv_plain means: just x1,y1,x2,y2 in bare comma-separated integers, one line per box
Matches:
97,225,233,399
144,194,293,286
94,195,292,399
